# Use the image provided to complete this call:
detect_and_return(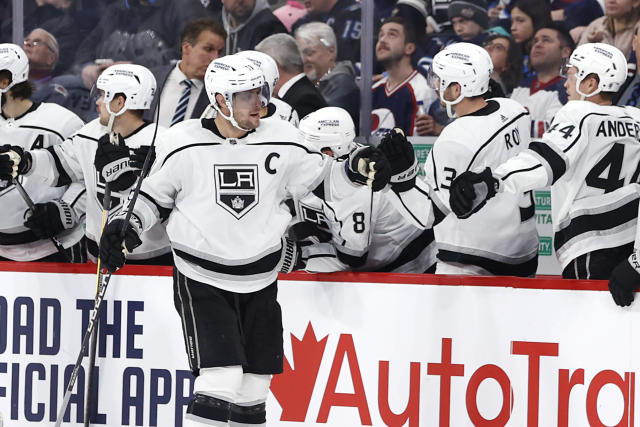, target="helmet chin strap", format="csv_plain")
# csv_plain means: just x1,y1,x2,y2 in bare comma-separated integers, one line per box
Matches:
440,90,464,119
216,103,252,133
